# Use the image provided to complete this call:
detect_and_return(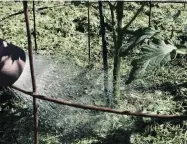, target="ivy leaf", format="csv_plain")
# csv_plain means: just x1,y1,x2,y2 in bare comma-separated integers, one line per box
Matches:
125,39,177,84
120,27,158,57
